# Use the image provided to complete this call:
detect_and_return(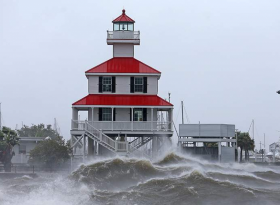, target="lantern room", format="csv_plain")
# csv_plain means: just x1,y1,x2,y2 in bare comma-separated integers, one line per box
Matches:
107,9,140,47
113,9,135,31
